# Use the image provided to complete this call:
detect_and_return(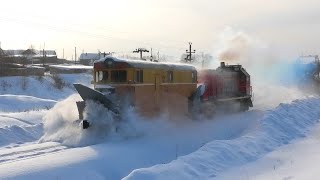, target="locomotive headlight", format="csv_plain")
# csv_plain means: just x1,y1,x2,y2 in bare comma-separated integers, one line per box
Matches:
104,57,114,67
